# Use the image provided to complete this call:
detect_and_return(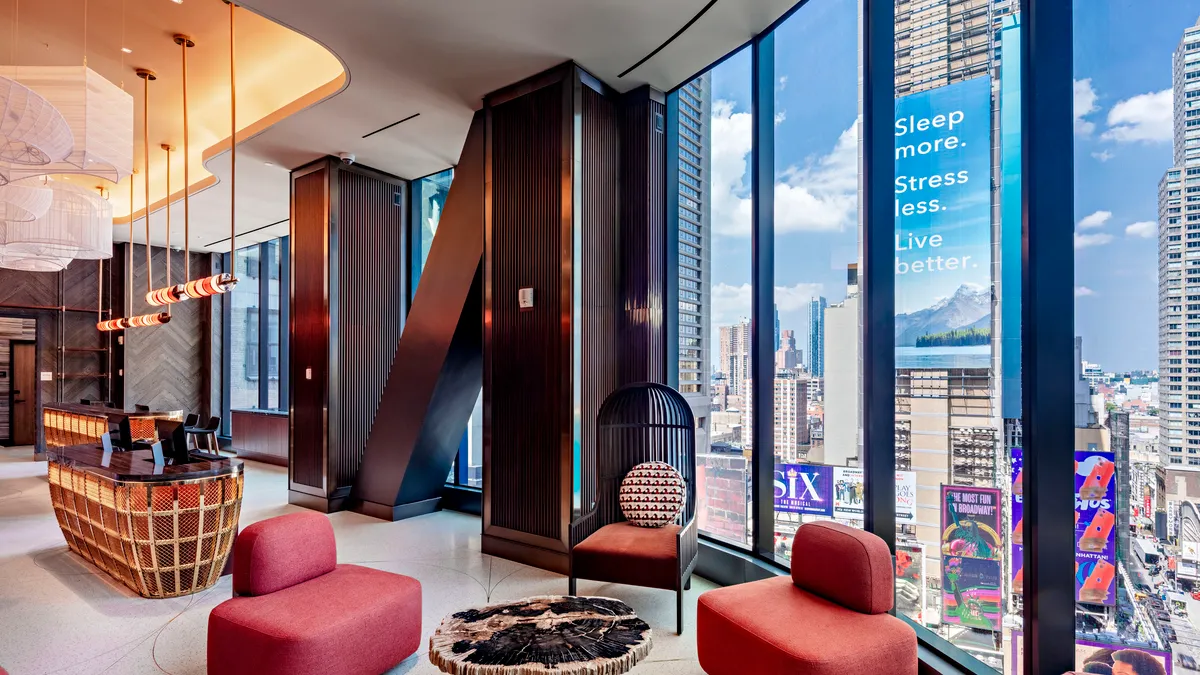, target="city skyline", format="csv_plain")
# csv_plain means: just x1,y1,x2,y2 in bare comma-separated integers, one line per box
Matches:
703,0,1198,373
